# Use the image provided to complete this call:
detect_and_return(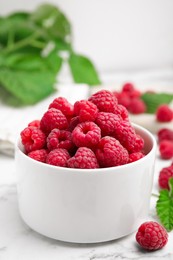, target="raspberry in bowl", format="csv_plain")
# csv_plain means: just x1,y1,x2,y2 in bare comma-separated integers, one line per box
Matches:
15,90,157,243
